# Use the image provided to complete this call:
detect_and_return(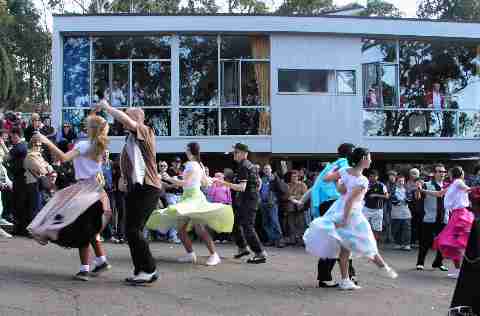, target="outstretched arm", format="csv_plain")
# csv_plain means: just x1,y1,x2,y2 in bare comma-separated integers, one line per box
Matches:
36,133,79,163
97,100,138,131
